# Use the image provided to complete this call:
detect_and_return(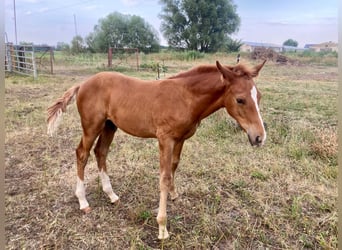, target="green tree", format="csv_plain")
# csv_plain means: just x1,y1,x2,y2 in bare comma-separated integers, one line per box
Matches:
283,39,298,47
56,42,70,52
71,35,85,54
225,37,243,52
86,12,160,53
159,0,240,52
